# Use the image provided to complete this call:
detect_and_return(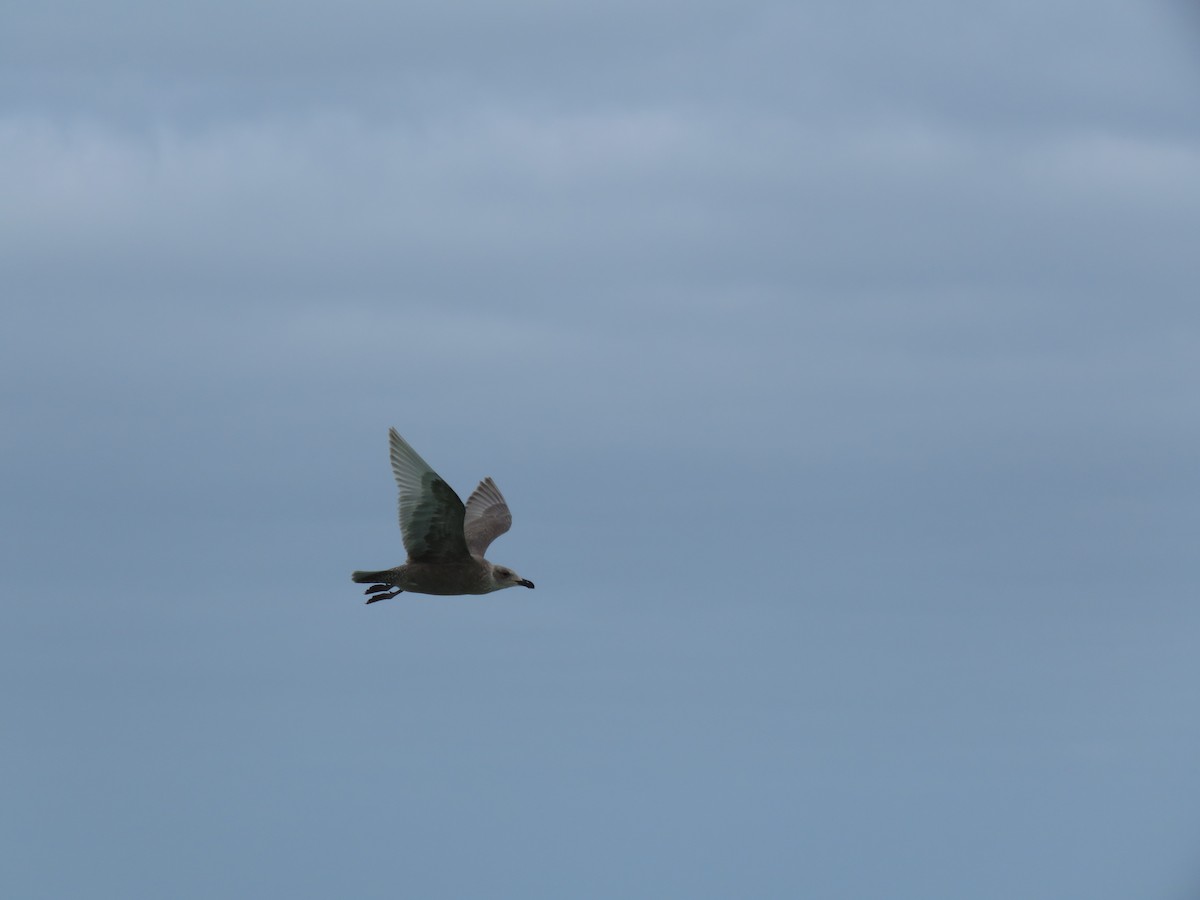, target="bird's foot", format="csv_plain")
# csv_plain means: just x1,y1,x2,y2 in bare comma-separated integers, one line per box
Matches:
364,587,403,604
